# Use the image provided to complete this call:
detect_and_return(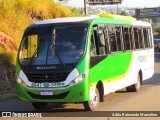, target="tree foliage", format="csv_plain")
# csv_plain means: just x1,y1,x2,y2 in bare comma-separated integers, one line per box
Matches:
0,0,75,65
